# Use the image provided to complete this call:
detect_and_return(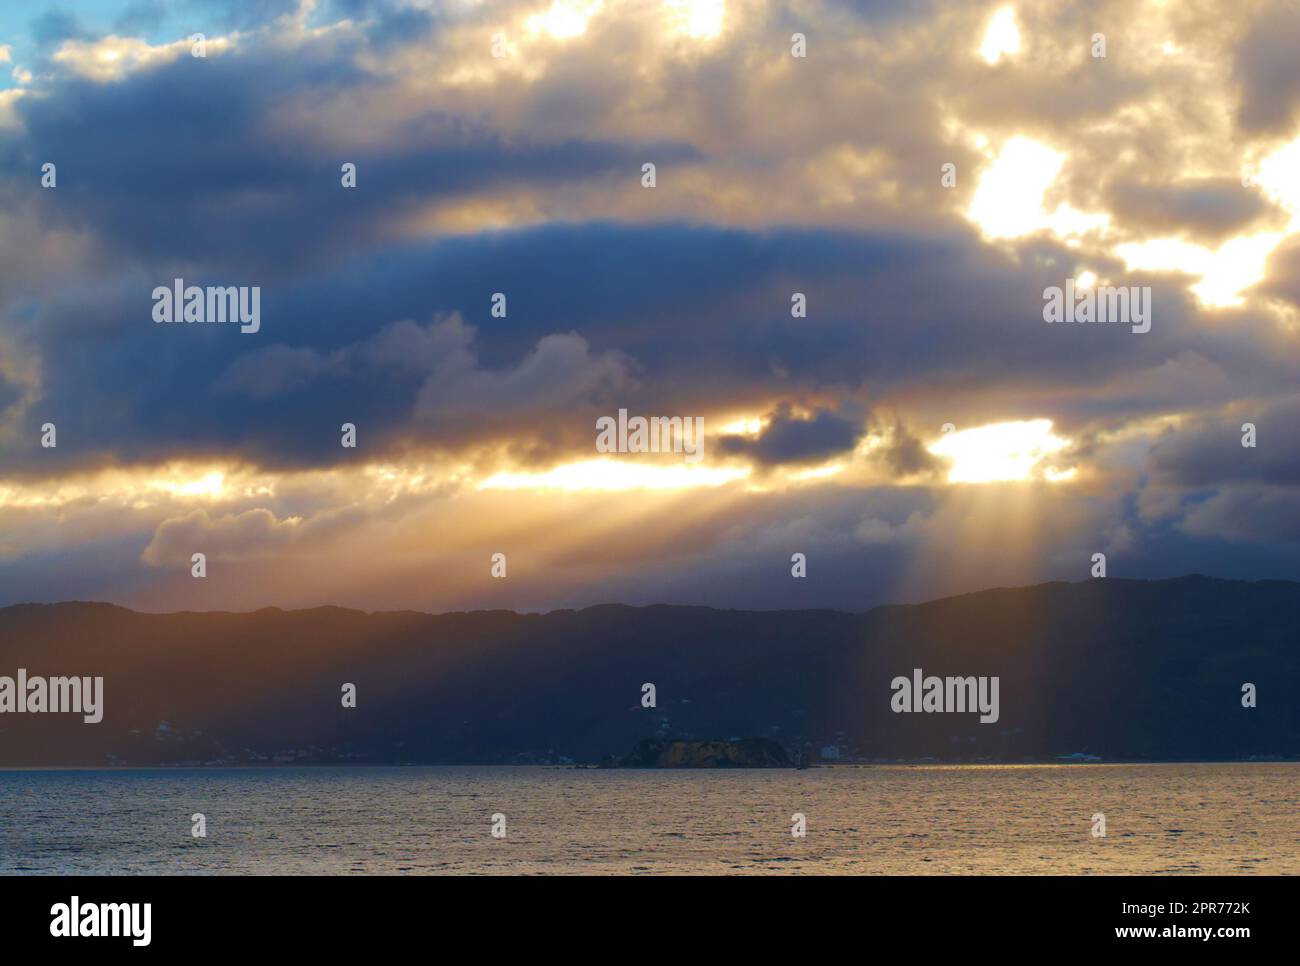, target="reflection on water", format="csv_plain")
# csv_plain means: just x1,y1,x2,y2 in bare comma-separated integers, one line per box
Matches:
0,763,1294,874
